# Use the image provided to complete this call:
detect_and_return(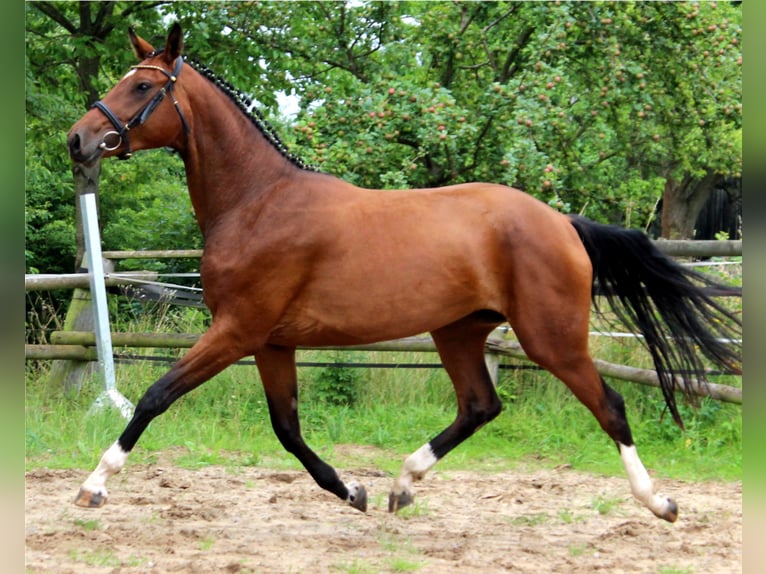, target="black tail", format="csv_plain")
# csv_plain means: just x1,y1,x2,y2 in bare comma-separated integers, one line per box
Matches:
569,215,742,427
